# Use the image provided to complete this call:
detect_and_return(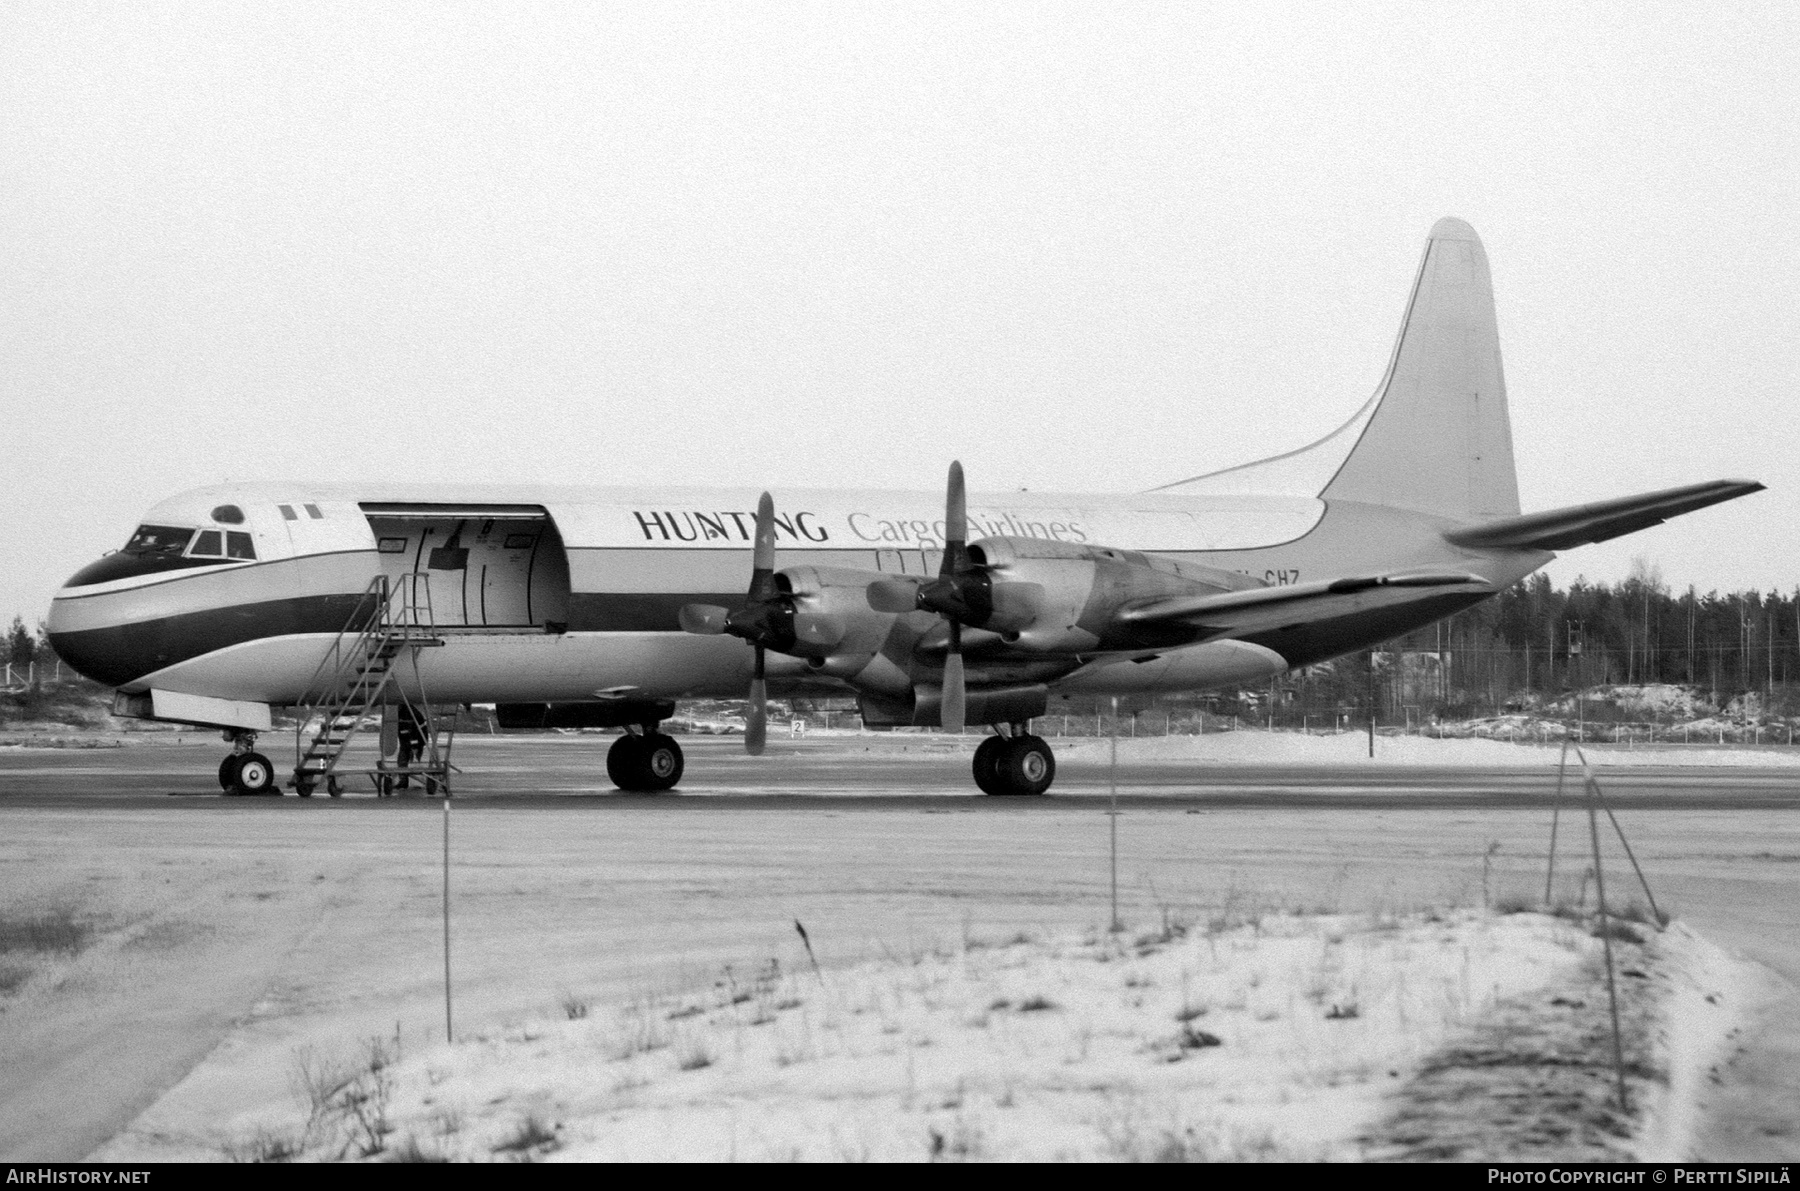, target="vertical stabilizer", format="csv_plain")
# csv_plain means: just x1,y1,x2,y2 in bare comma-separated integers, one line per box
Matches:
1322,217,1519,519
1157,218,1521,522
